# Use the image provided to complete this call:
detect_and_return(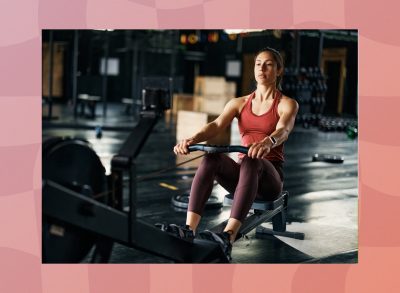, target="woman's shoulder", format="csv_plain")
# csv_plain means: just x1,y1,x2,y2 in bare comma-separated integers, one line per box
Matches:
224,94,251,117
279,93,297,103
238,92,256,103
226,95,248,107
278,94,299,111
